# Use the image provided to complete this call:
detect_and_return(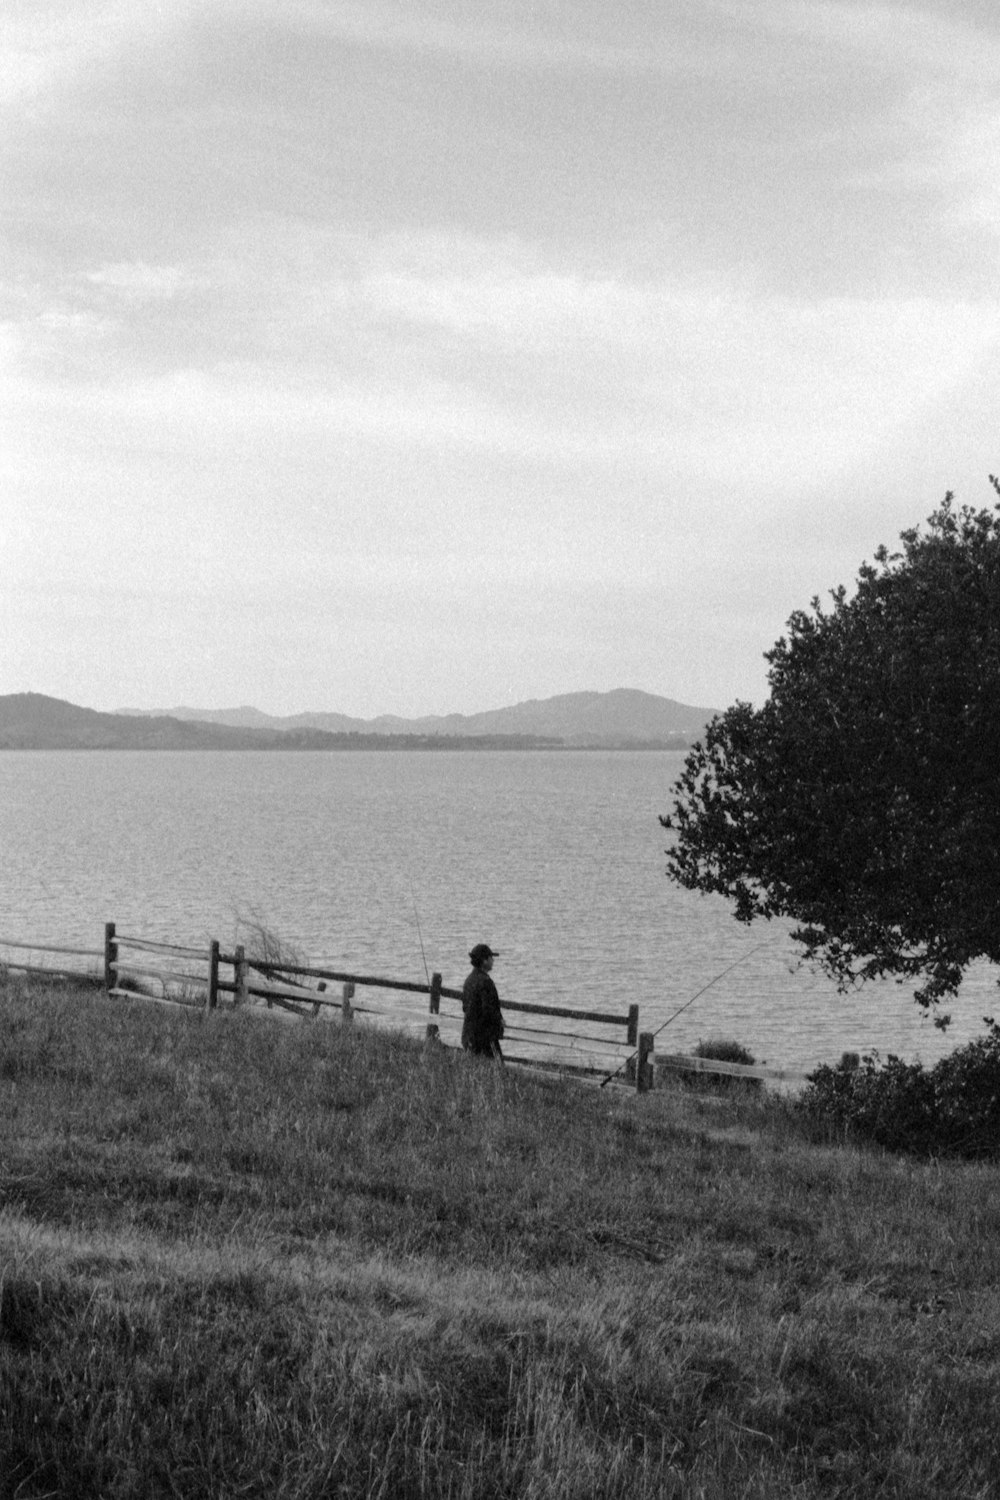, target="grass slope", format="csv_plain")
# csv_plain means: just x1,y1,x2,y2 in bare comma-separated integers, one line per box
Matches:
2,982,999,1498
